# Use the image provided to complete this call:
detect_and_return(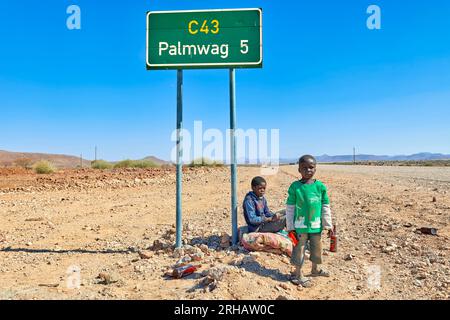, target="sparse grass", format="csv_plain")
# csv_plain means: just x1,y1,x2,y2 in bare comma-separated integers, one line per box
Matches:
91,160,113,169
113,159,158,169
189,157,224,167
113,159,133,168
34,160,56,174
131,160,159,168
